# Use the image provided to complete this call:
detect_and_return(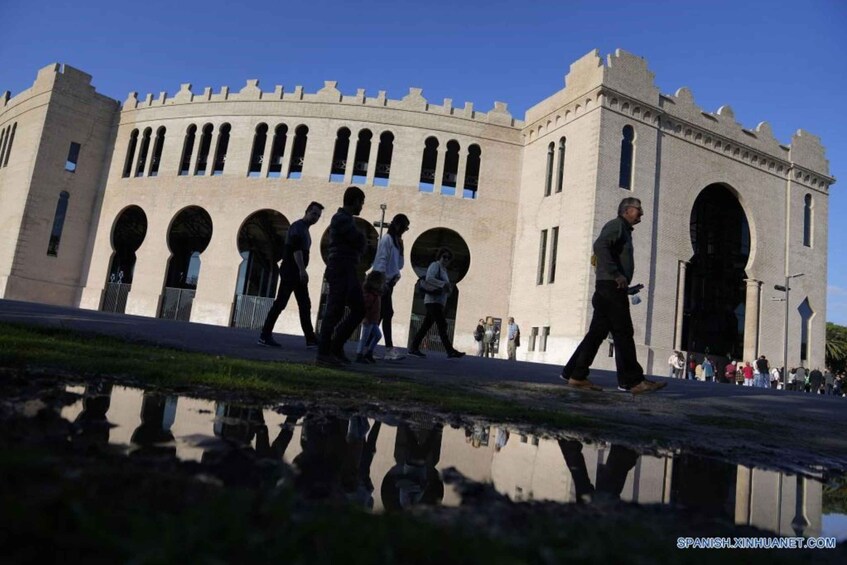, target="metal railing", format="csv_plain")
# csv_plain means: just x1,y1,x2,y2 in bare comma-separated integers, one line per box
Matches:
101,282,131,313
159,287,195,321
231,294,275,330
